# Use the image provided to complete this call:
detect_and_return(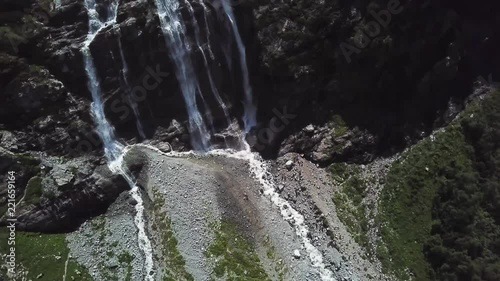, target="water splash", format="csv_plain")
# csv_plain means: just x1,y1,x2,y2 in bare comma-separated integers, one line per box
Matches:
220,0,257,132
109,154,155,281
153,0,211,151
117,35,147,139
